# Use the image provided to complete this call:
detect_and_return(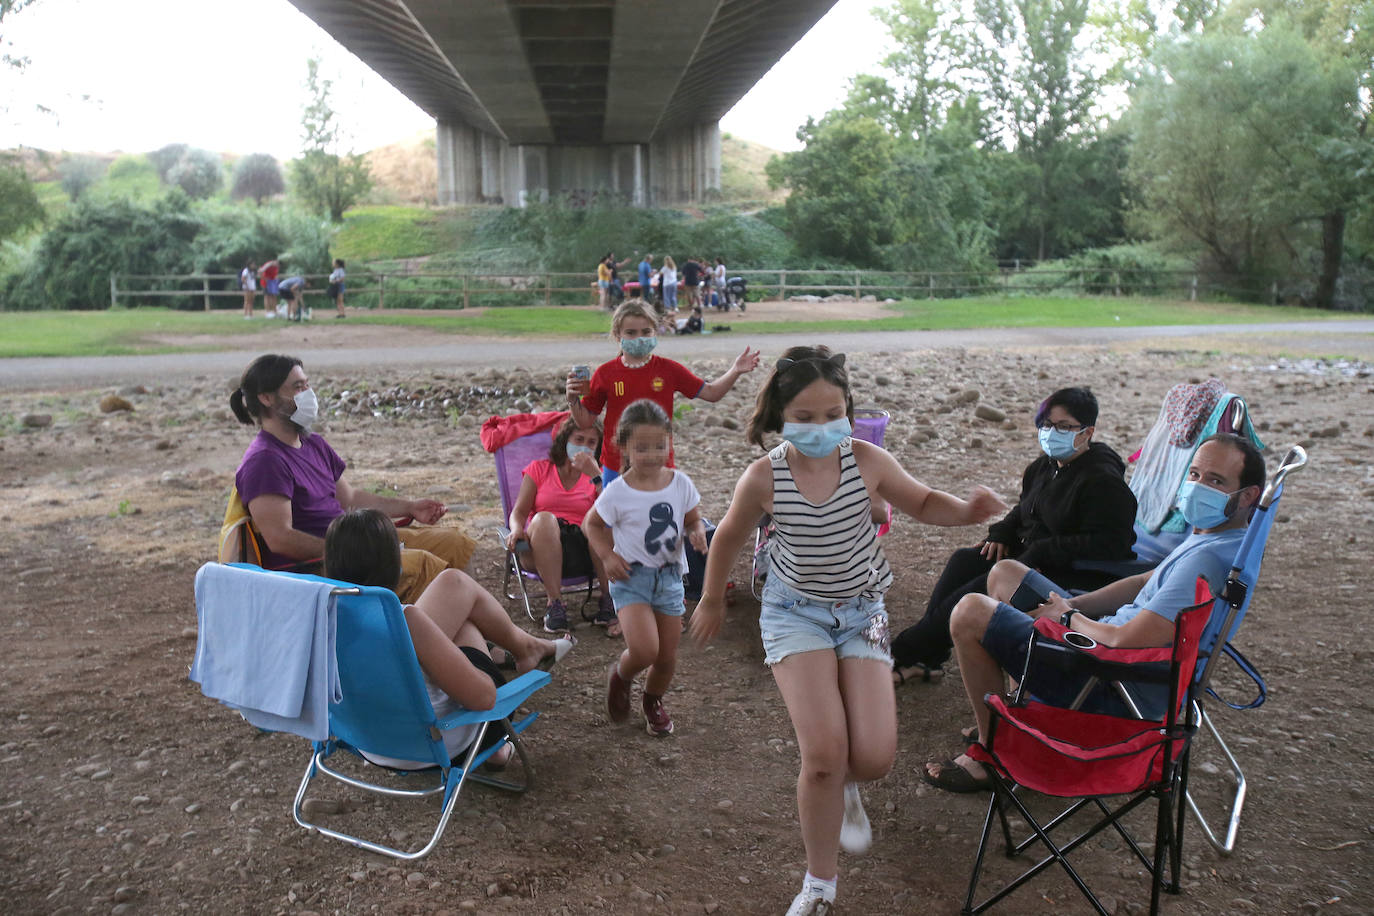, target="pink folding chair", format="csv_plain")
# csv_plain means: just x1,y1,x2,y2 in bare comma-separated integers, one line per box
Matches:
491,429,597,622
